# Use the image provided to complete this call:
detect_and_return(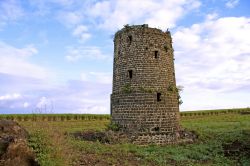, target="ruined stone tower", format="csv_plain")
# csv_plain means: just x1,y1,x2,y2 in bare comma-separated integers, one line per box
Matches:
111,24,180,144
